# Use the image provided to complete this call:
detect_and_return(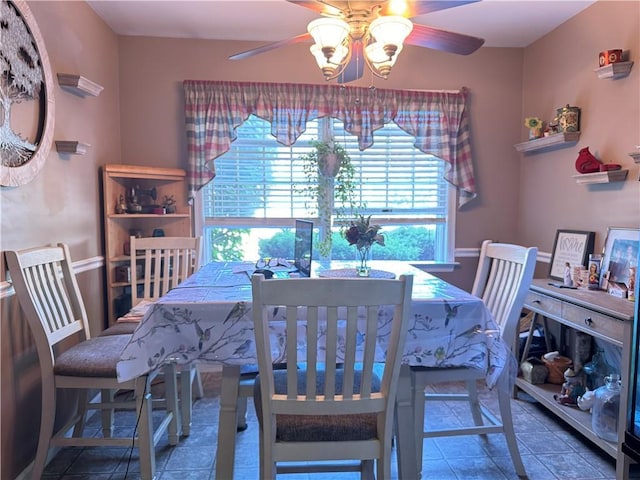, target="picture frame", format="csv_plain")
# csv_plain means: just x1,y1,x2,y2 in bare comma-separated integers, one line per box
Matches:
600,227,640,291
549,229,596,280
